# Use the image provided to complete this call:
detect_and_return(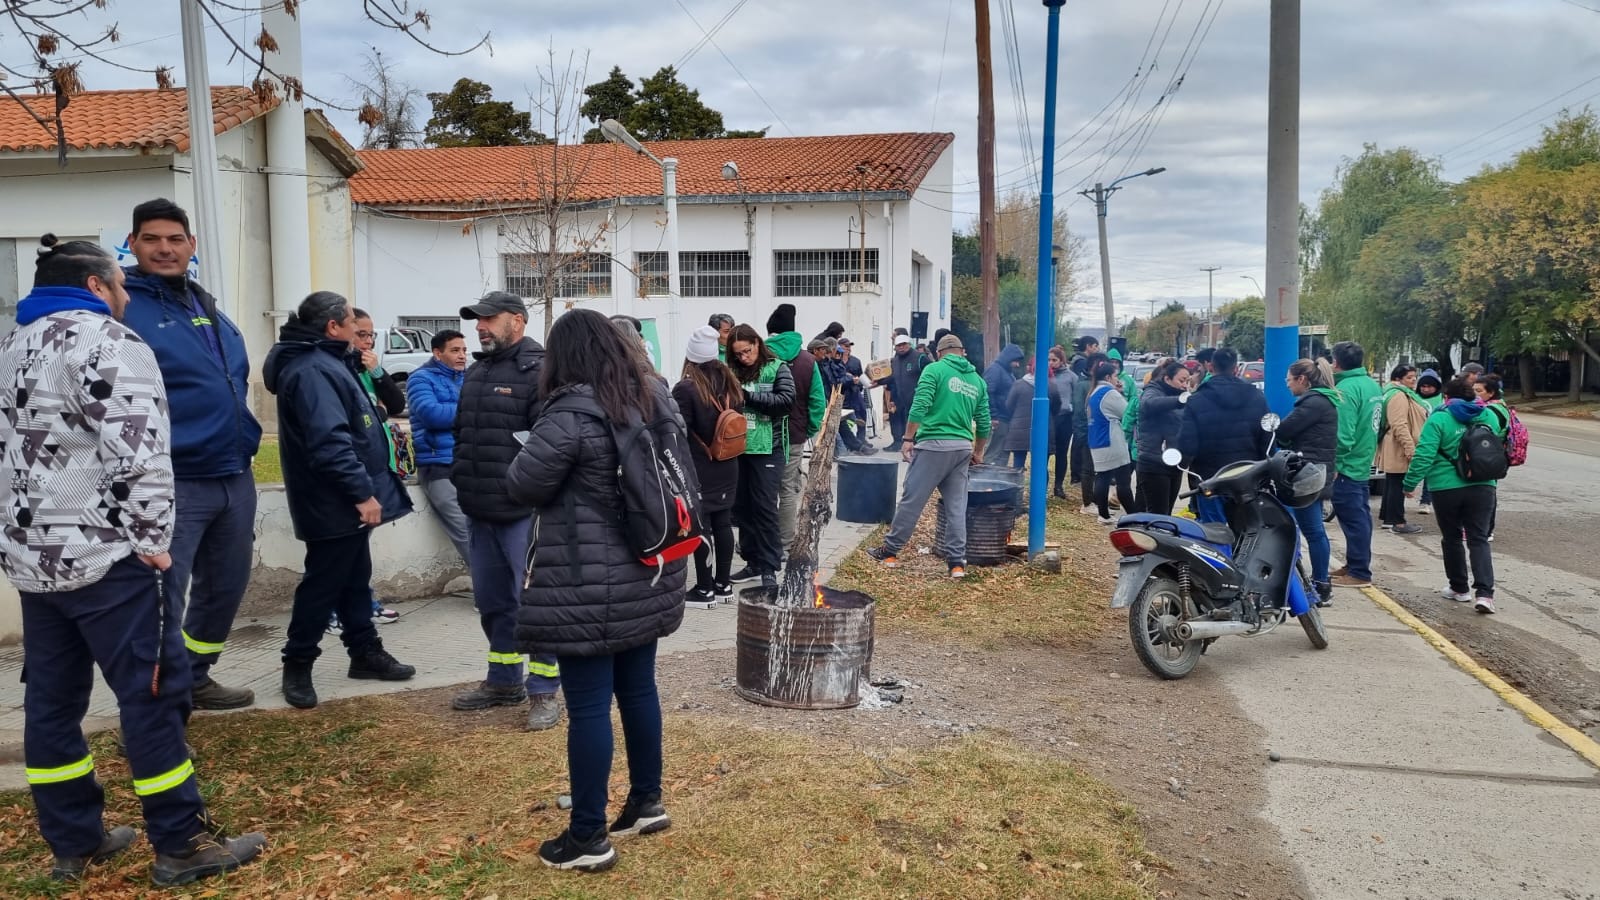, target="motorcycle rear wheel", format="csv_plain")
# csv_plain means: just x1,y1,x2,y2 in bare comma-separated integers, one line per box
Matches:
1129,576,1202,679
